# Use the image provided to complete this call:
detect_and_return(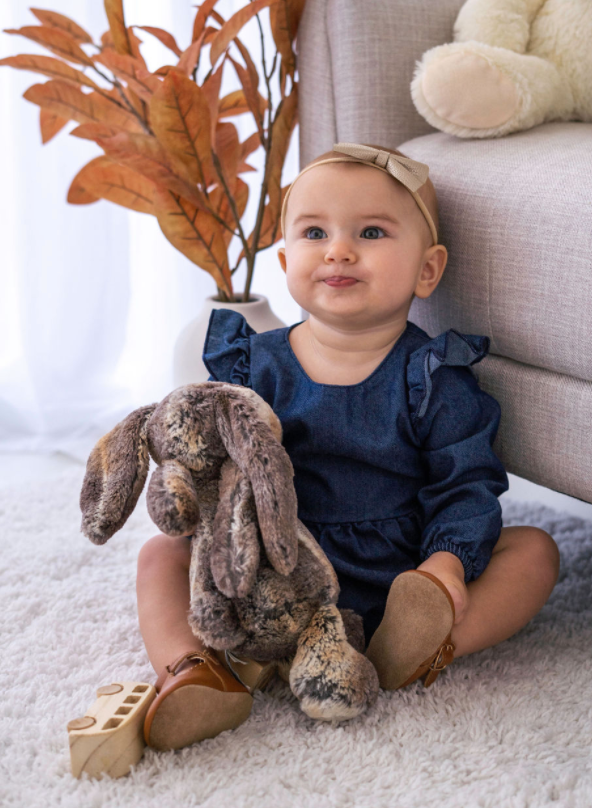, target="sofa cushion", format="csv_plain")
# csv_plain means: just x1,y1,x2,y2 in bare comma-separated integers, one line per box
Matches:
400,122,592,381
